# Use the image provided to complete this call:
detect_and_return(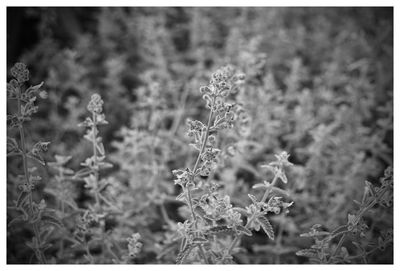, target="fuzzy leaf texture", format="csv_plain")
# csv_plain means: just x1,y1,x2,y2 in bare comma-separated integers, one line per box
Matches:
257,216,274,240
